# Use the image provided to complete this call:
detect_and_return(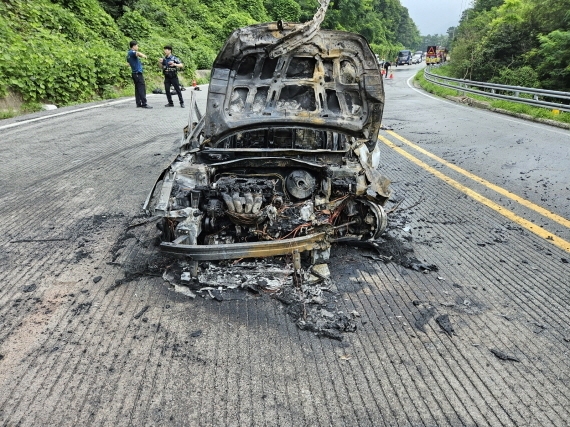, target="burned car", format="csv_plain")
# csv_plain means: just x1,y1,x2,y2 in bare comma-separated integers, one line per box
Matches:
144,1,390,268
